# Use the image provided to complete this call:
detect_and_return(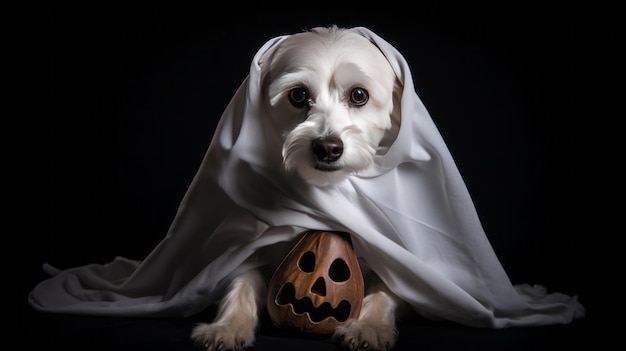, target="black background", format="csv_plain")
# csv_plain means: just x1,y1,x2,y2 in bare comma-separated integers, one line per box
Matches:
8,1,620,350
